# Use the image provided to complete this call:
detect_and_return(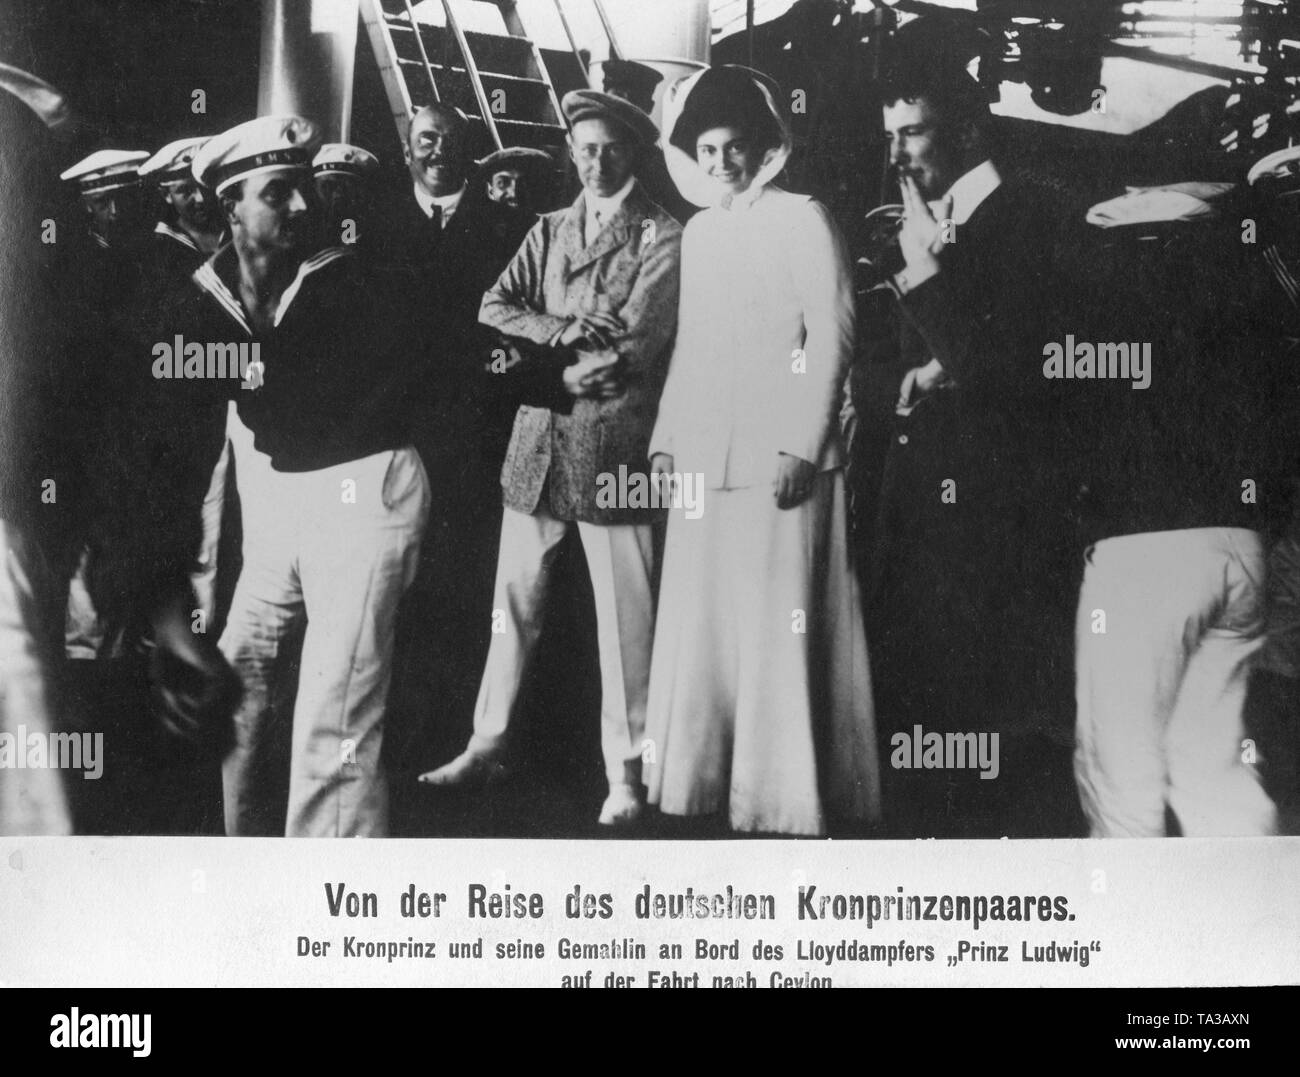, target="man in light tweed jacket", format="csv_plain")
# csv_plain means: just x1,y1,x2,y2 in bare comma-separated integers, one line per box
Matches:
419,90,682,826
